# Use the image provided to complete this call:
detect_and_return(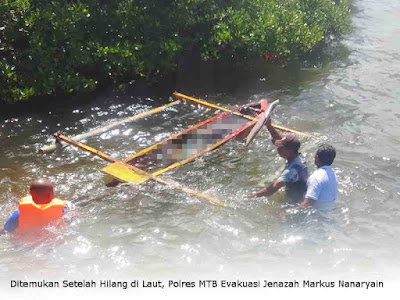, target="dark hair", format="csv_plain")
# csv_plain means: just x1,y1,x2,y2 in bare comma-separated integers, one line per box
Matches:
30,178,53,192
316,144,336,165
288,143,300,154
